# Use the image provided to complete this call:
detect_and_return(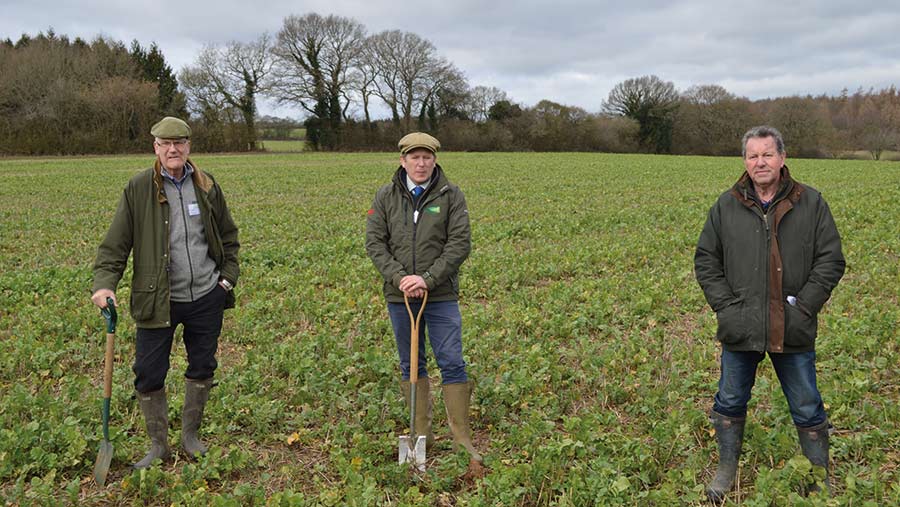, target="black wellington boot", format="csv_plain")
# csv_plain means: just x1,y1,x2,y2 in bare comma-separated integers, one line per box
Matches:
706,410,746,503
797,420,831,495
